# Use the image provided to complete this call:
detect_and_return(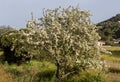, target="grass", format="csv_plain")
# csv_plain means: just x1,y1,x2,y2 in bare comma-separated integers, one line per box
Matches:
102,54,120,62
0,65,13,82
103,46,120,51
0,60,56,82
102,46,120,62
102,46,120,82
0,46,120,82
105,61,120,73
0,50,57,82
106,73,120,82
67,69,107,82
